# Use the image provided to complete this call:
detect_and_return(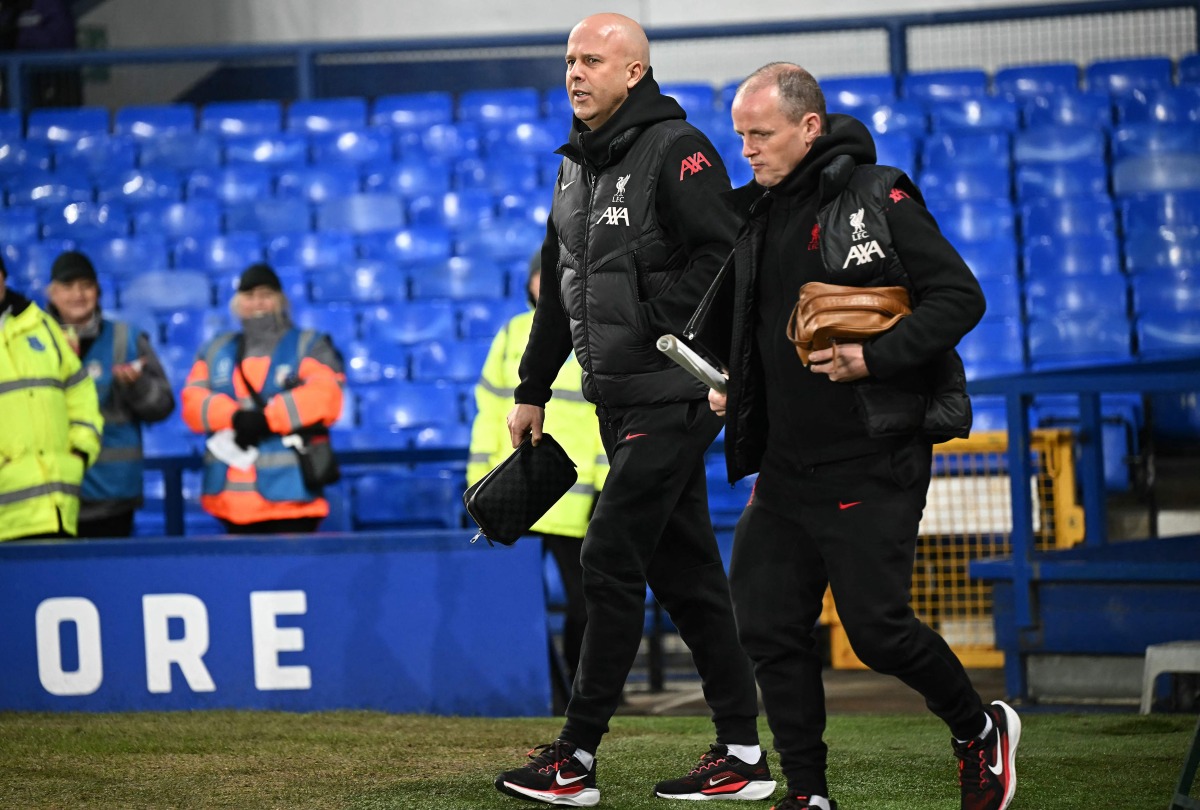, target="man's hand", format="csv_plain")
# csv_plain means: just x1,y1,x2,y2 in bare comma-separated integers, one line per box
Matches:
111,358,144,385
807,342,869,382
507,403,545,448
708,387,727,418
232,410,272,450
